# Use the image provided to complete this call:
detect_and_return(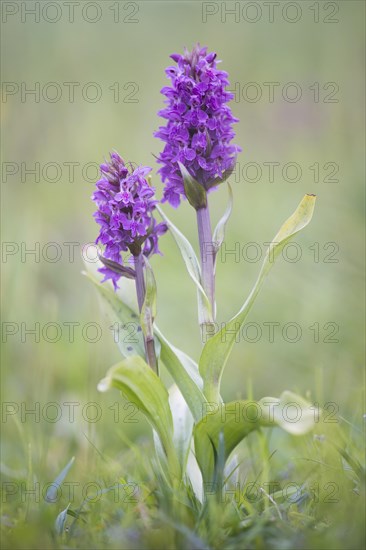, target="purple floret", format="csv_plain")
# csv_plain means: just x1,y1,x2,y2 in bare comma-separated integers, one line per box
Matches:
92,152,167,288
155,44,241,207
